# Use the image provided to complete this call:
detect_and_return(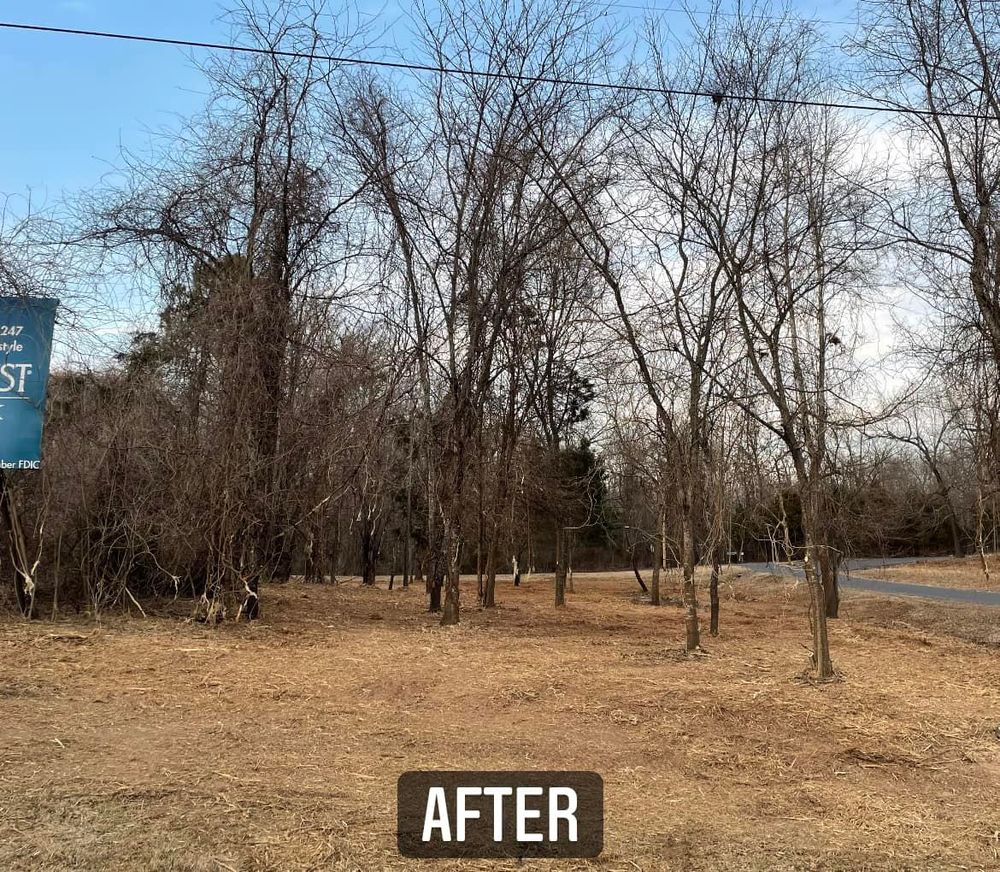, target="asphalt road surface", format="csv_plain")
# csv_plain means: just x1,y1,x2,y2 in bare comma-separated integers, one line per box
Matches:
742,556,1000,607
